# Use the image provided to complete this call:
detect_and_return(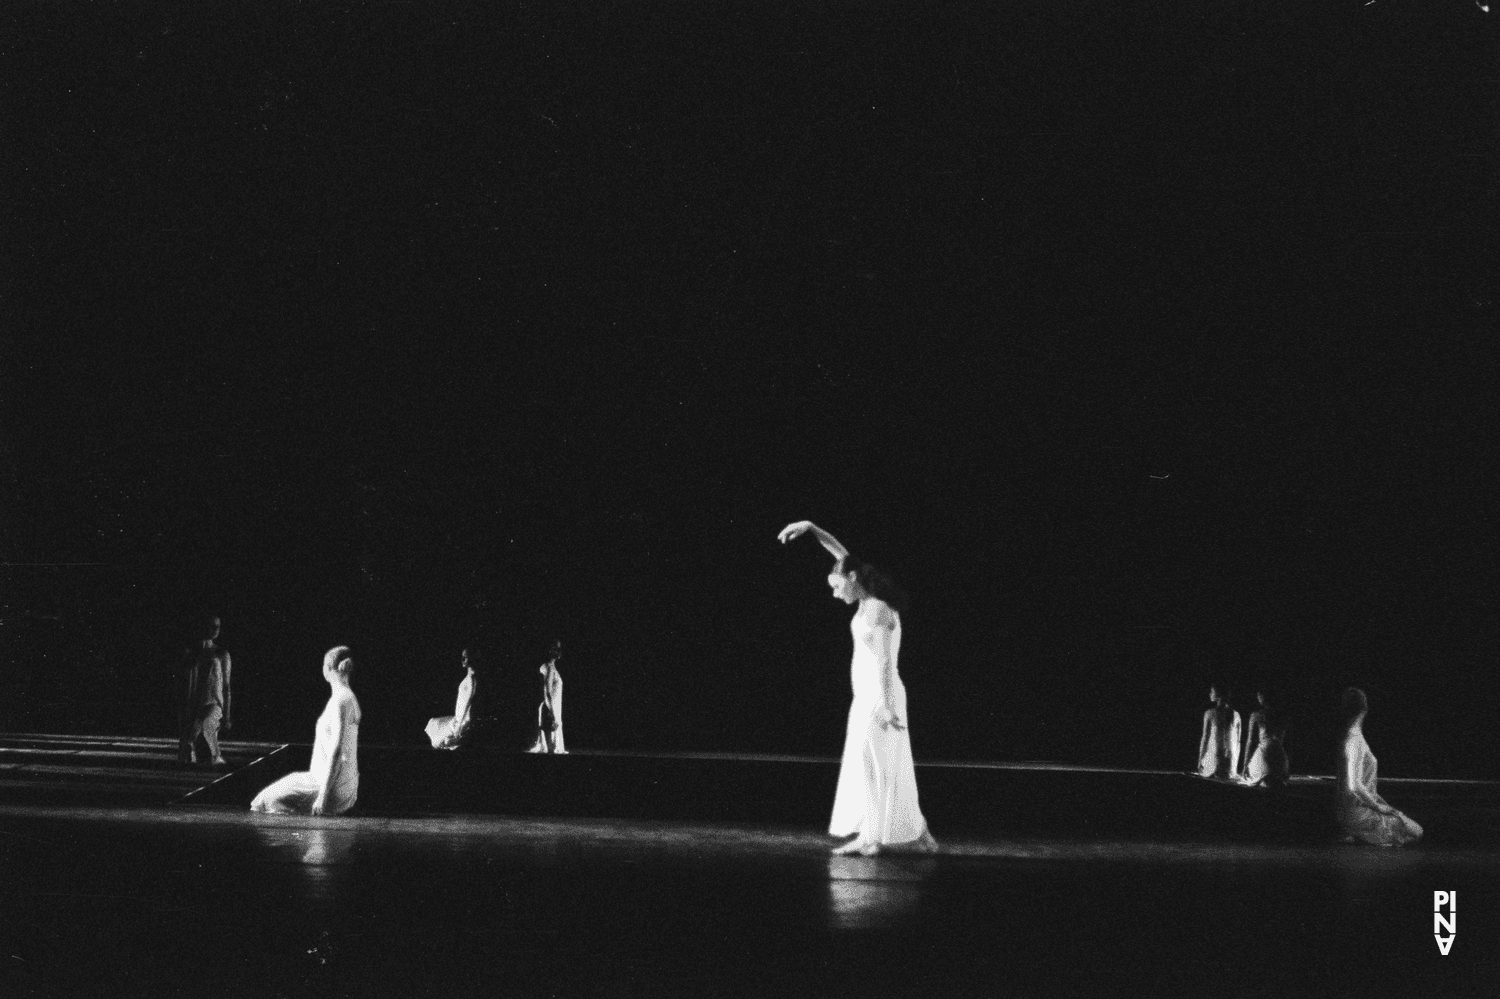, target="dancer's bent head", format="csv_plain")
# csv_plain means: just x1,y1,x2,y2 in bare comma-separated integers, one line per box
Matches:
1340,686,1368,727
829,555,910,615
